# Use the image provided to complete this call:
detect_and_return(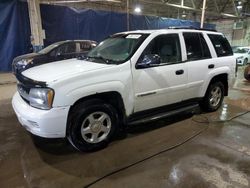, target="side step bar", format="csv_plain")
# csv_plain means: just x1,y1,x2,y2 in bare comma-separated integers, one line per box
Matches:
128,104,199,126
